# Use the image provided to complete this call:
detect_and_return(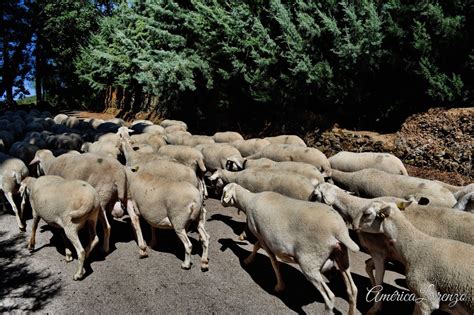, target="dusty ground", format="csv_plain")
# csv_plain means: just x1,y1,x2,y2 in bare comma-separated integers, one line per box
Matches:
1,198,428,314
